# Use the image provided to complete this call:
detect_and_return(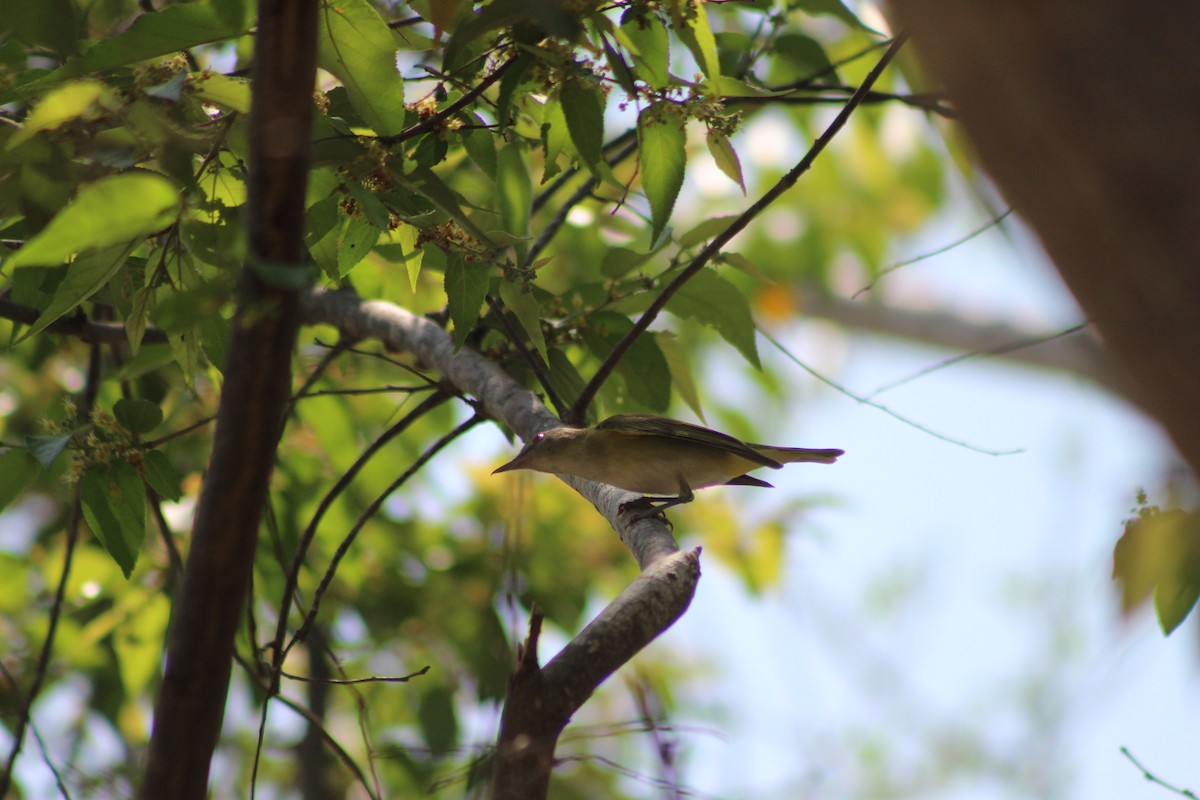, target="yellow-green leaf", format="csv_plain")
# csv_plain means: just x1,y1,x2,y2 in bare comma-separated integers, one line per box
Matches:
7,80,107,150
6,173,178,269
706,130,745,194
317,0,406,135
637,105,686,244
